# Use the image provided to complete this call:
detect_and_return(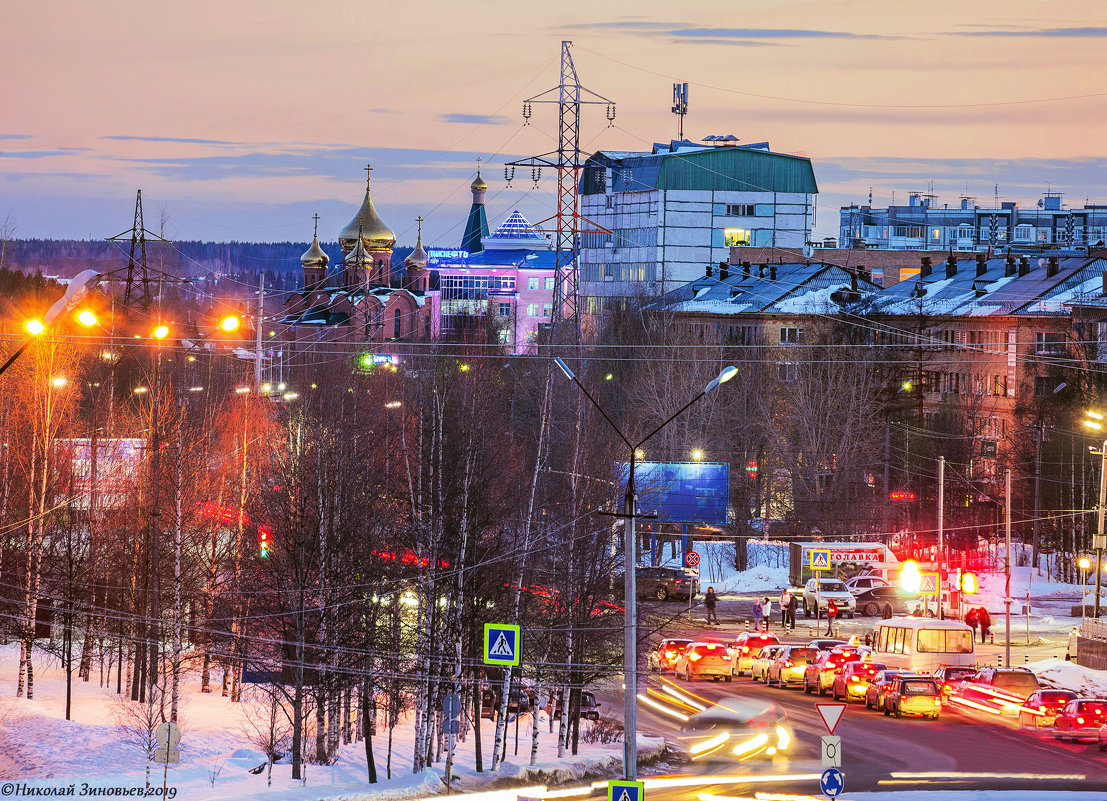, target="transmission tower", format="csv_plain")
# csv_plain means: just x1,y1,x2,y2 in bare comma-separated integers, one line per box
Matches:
506,41,614,342
106,190,170,312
